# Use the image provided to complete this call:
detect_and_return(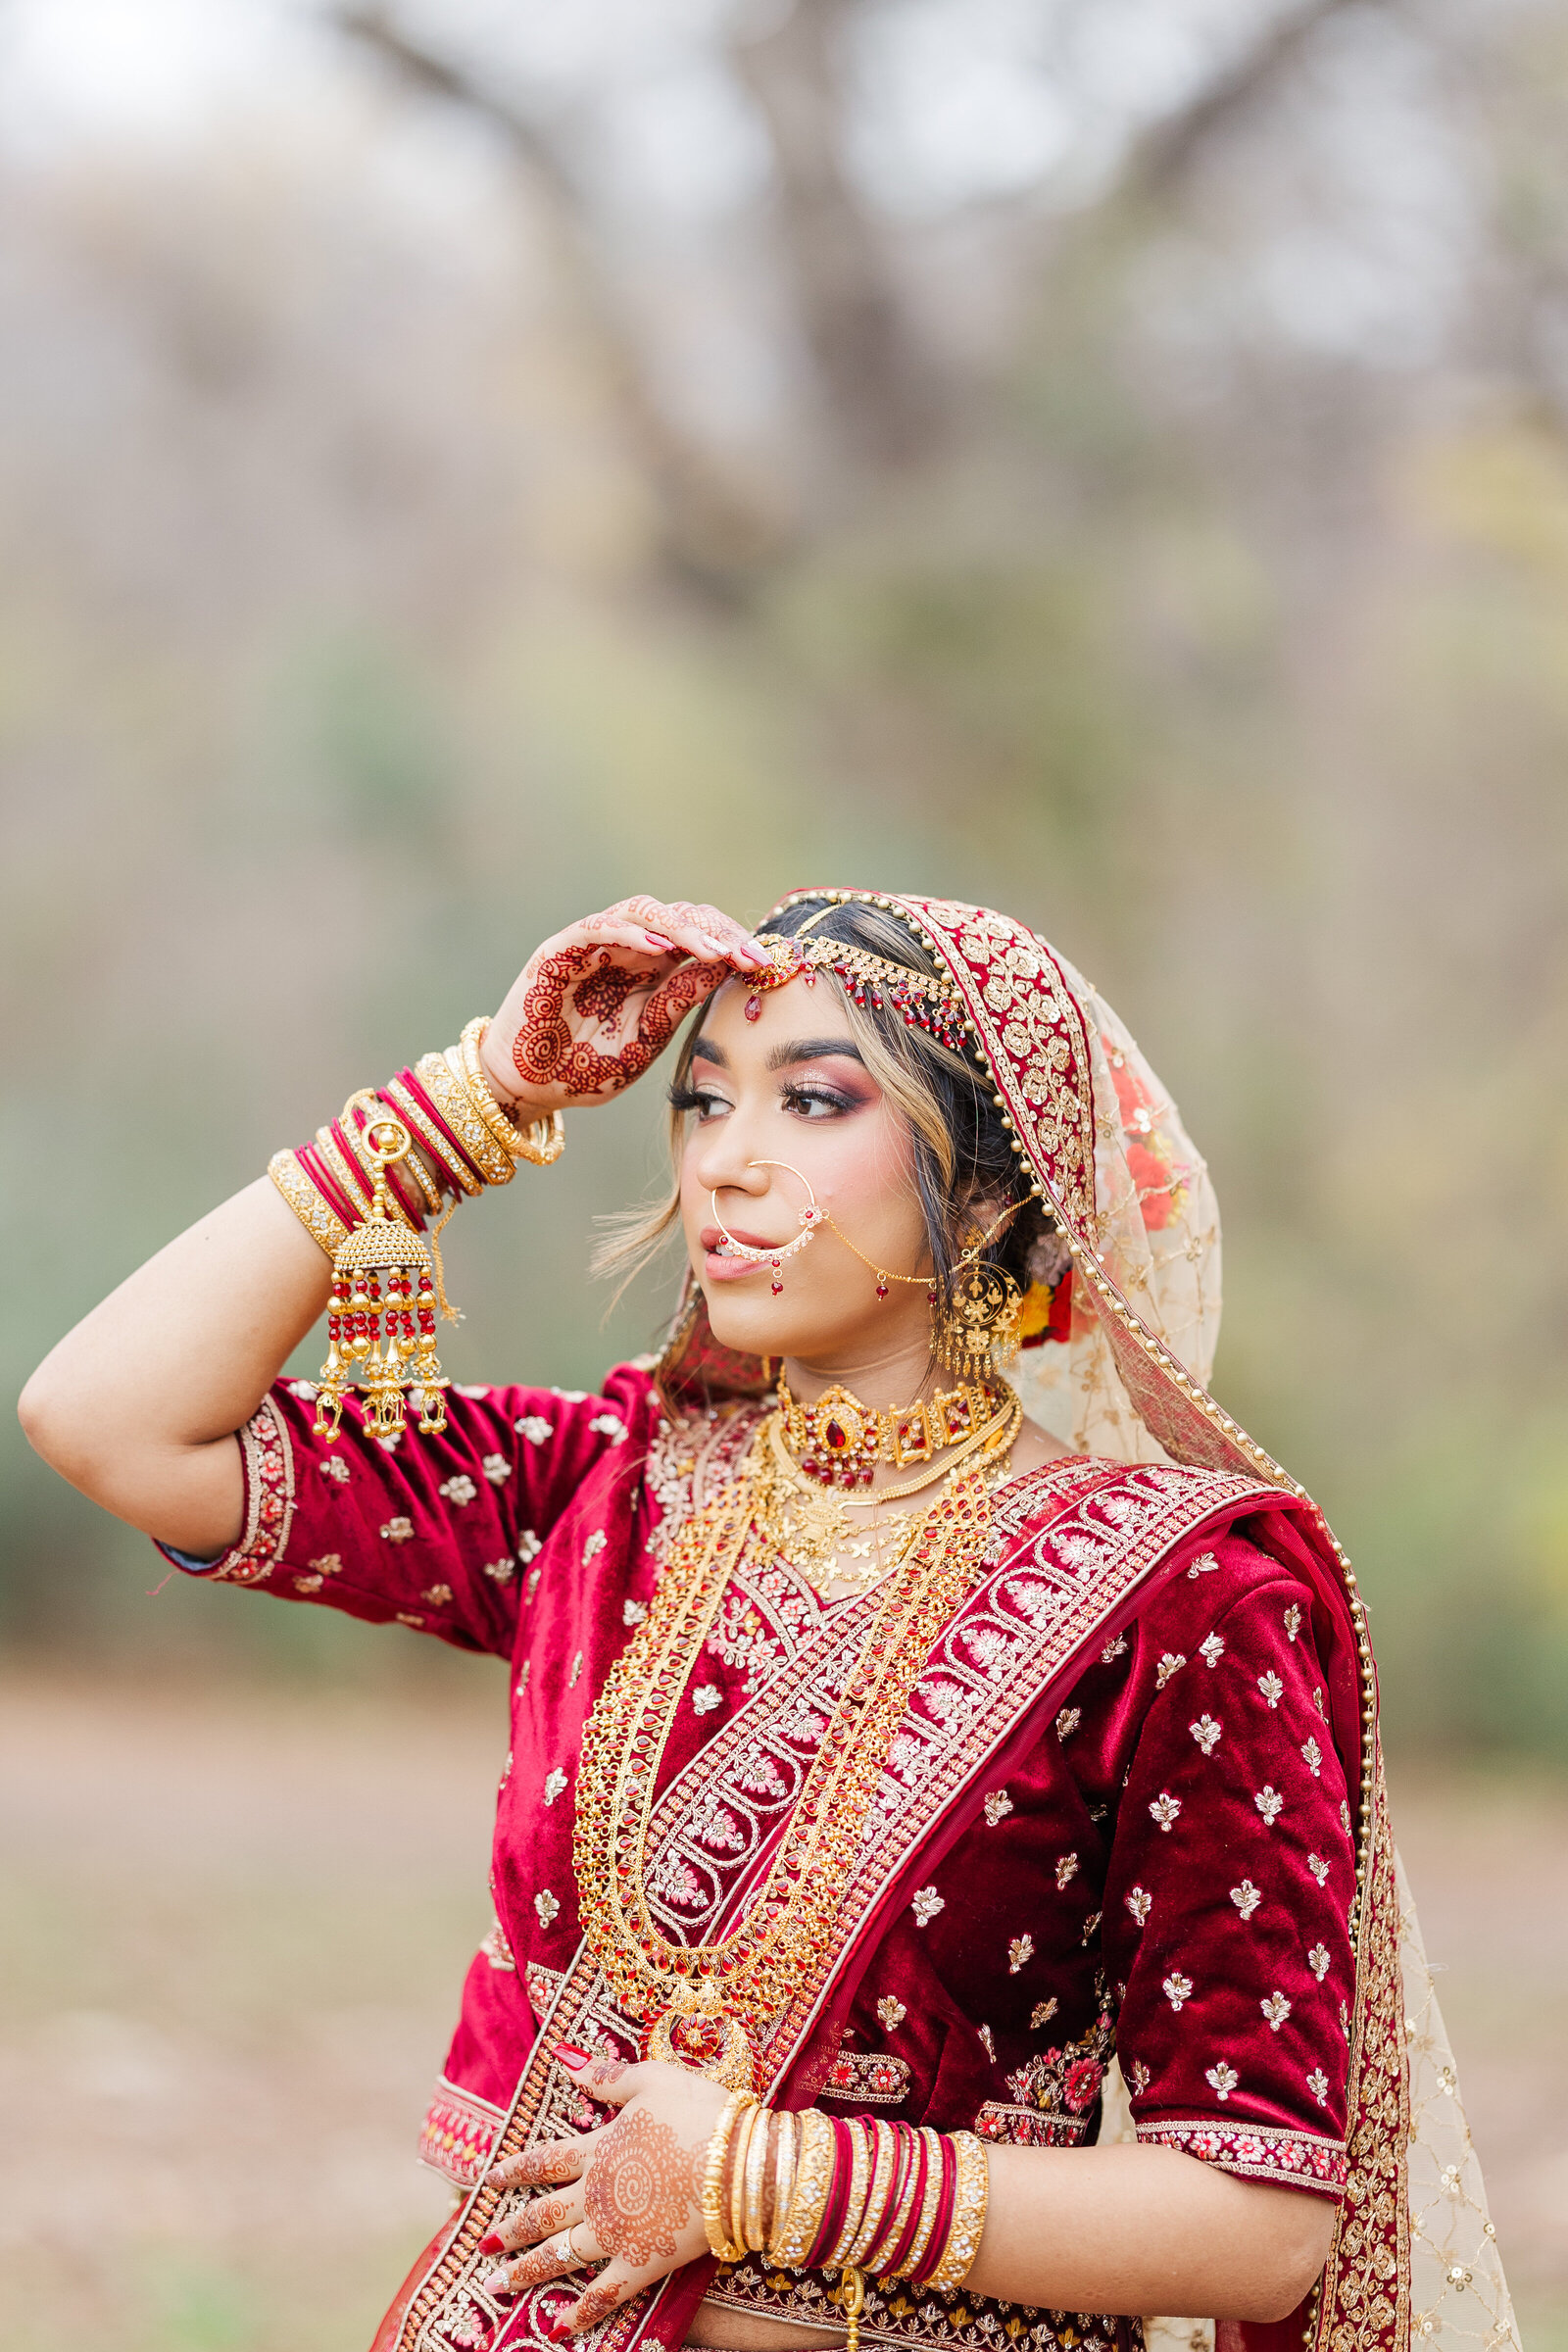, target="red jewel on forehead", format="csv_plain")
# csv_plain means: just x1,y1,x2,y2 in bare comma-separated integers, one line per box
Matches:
745,995,762,1021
